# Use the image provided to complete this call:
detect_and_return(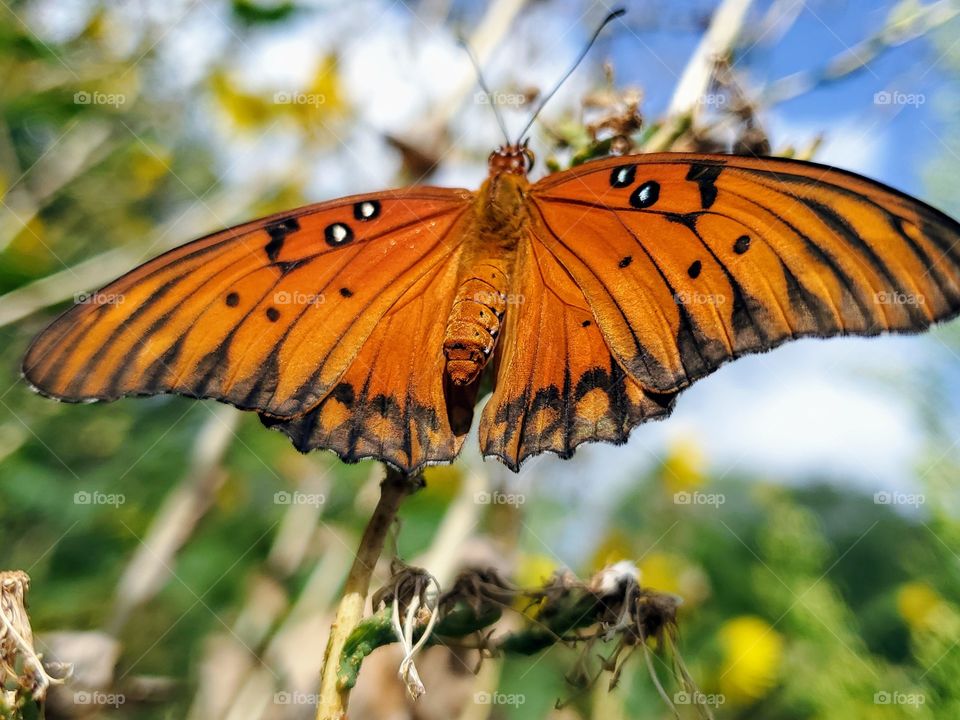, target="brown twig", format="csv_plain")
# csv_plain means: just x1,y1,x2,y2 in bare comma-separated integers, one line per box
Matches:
315,466,423,720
